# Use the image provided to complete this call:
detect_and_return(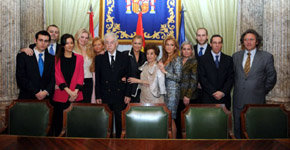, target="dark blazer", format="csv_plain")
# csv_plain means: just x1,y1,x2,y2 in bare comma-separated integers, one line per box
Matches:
95,51,132,104
198,52,234,109
16,49,55,99
123,49,146,97
194,44,211,61
29,43,60,55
